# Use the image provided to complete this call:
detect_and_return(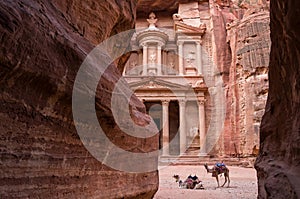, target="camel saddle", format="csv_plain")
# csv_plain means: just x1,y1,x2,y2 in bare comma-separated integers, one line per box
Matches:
215,162,226,173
